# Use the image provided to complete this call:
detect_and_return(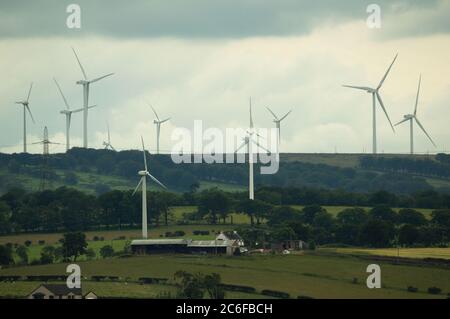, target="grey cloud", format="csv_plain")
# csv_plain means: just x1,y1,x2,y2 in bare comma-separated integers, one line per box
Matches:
0,0,445,39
